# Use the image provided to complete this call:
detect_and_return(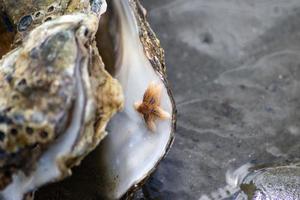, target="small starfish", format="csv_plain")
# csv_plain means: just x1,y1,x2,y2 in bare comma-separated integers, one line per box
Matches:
134,82,171,132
